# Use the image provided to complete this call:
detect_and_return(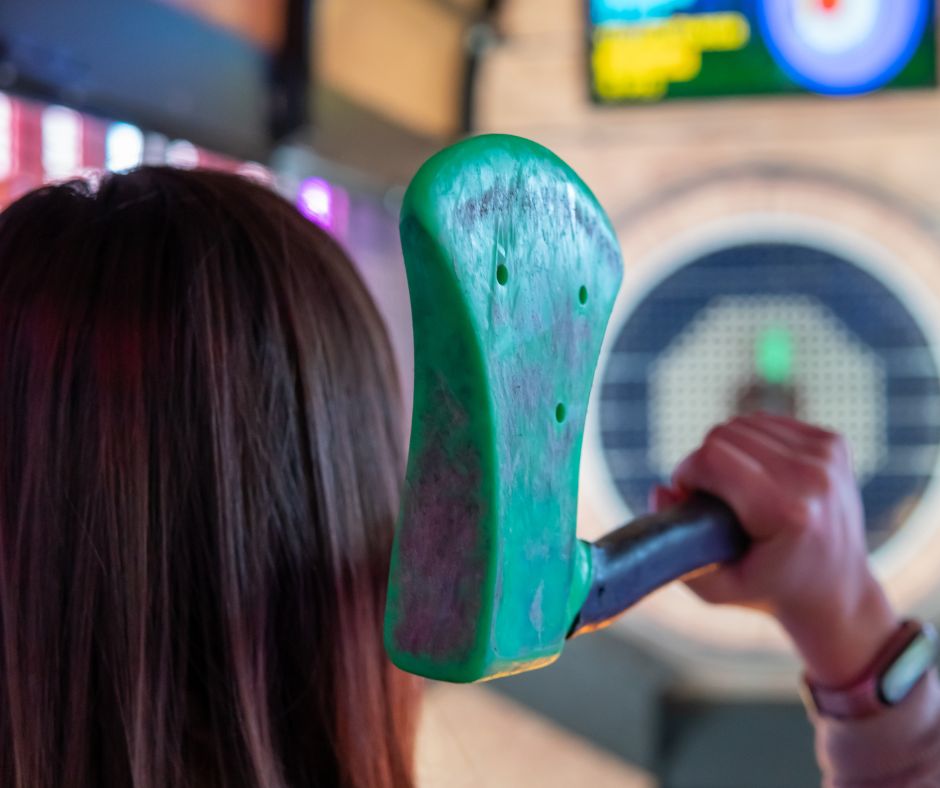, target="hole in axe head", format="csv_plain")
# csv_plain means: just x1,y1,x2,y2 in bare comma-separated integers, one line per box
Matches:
496,264,509,285
555,402,567,423
579,285,588,305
